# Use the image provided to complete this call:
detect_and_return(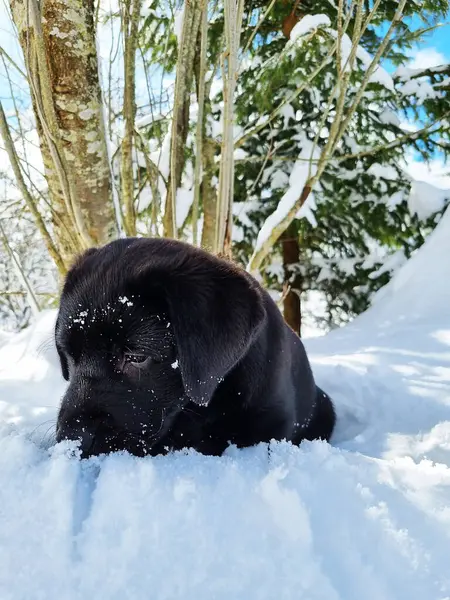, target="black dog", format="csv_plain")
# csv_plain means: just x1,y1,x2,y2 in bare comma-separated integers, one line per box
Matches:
55,238,335,457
